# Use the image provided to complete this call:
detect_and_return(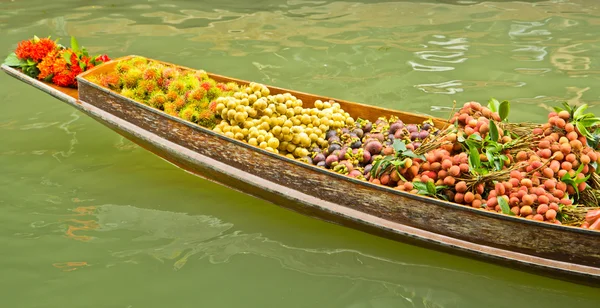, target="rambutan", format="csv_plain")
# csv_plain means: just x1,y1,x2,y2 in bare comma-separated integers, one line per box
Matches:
142,67,160,81
99,73,121,89
188,88,206,102
121,87,136,99
121,68,143,88
226,82,239,92
163,103,177,115
133,86,148,101
138,79,158,94
116,61,132,74
209,101,217,113
201,82,211,91
197,110,217,128
179,107,195,122
128,56,148,69
194,70,209,81
166,91,178,102
162,67,179,80
148,91,167,109
167,79,187,95
181,74,200,90
173,97,186,110
207,87,222,101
